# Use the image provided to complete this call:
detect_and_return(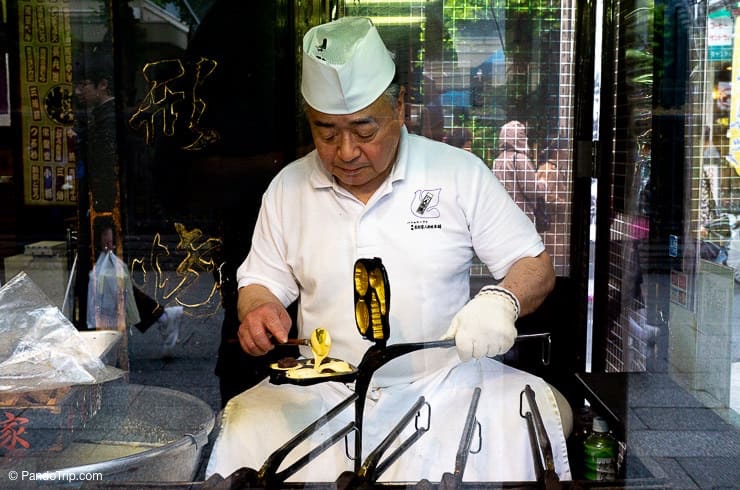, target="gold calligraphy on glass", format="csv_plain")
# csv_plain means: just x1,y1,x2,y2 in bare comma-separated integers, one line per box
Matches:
129,57,219,150
131,223,223,316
